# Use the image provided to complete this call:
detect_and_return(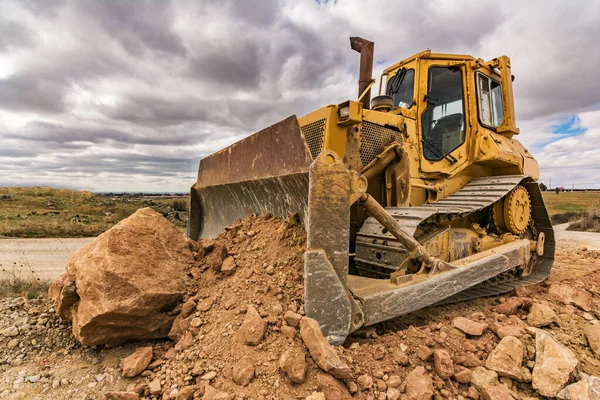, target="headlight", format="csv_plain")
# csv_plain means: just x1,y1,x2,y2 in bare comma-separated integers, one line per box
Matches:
338,106,350,119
